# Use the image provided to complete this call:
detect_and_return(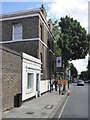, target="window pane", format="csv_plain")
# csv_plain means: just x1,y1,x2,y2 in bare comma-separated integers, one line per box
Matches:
40,25,43,41
27,73,33,90
13,24,22,40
